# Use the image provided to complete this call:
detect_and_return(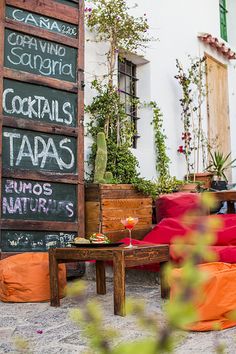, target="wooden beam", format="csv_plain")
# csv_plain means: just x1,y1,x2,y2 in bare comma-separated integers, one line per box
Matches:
1,219,78,231
3,169,79,184
5,19,78,48
4,68,78,93
3,116,78,137
6,0,79,24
